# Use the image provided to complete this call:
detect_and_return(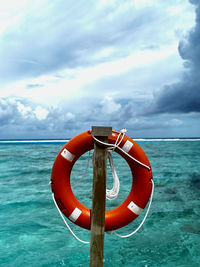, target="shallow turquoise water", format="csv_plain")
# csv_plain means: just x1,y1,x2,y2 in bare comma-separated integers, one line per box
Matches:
0,140,200,266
